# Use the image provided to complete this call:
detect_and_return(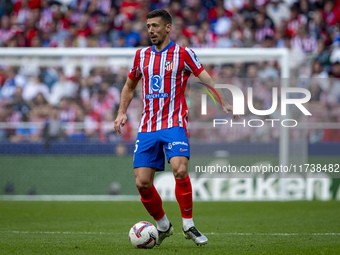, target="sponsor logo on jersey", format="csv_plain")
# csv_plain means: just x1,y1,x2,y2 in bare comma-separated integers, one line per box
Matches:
151,75,162,92
146,93,169,99
168,143,172,149
172,141,188,146
165,61,174,71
